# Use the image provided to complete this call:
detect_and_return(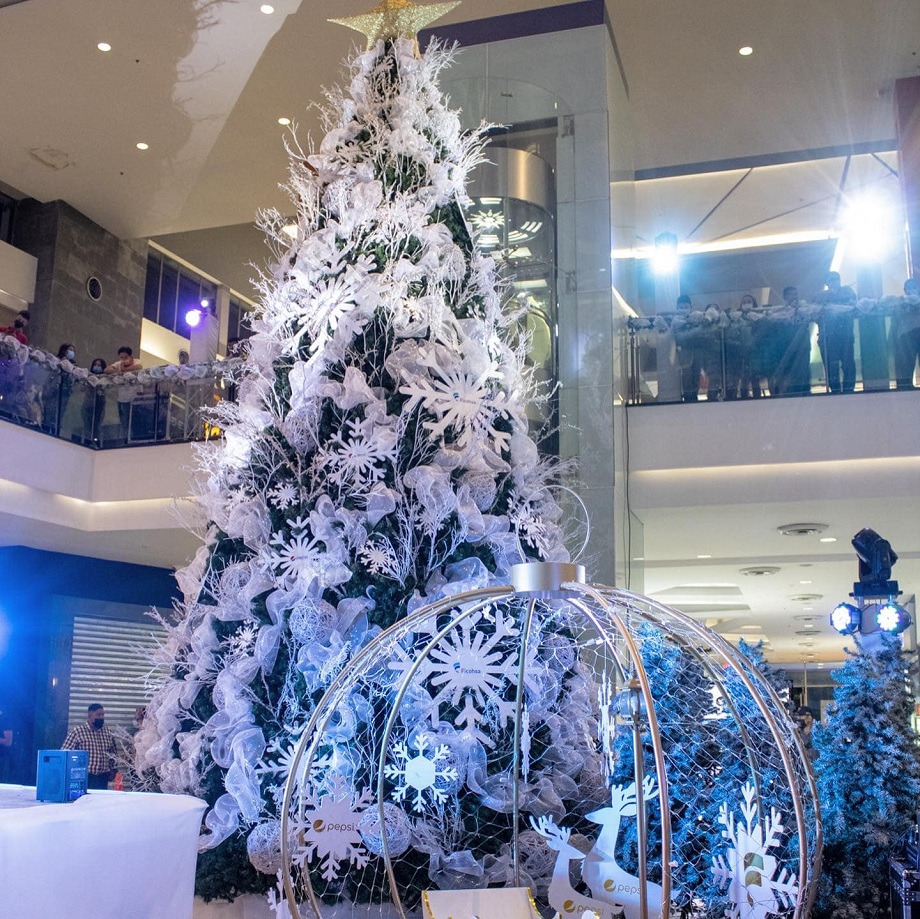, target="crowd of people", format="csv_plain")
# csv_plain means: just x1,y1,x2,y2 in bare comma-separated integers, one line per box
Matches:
0,322,232,444
661,274,920,403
